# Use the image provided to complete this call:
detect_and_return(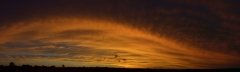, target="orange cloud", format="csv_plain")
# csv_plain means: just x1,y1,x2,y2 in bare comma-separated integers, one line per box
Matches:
0,17,239,68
